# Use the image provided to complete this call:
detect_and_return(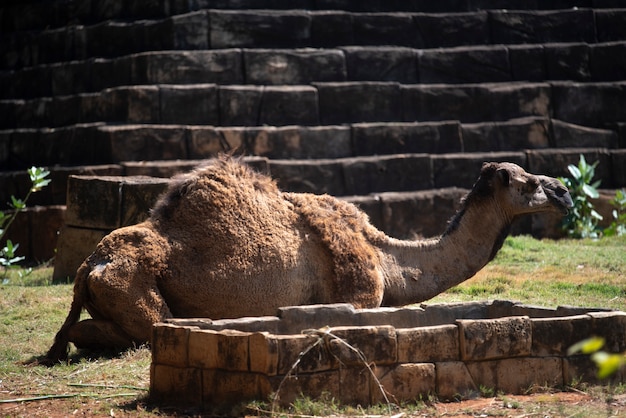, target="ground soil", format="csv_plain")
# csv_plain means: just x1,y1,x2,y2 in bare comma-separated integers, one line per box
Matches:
2,390,626,417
